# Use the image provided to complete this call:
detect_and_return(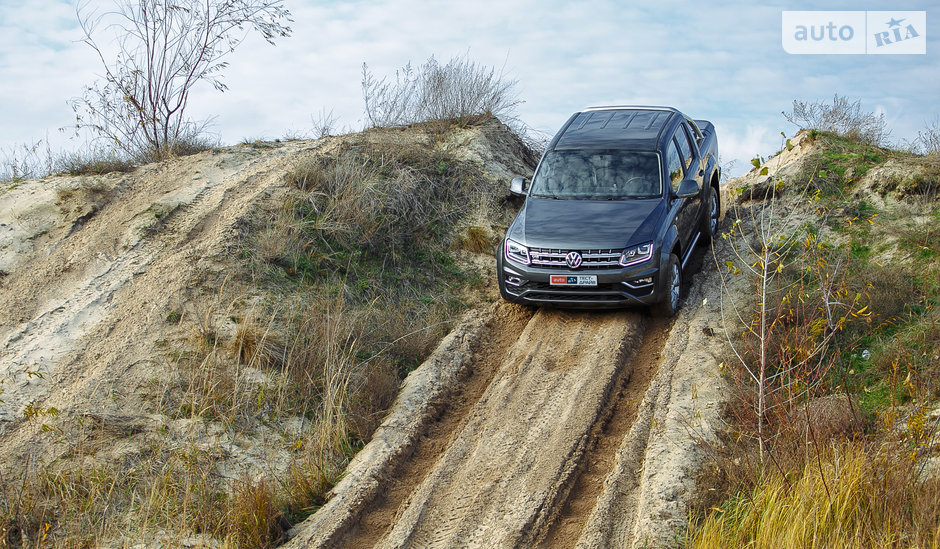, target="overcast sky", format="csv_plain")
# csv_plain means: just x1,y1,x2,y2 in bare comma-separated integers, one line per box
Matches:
1,0,938,177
